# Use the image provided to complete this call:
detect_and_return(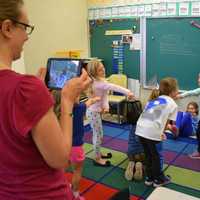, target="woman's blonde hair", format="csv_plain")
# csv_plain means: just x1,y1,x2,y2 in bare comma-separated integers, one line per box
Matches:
0,0,23,24
86,59,103,80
